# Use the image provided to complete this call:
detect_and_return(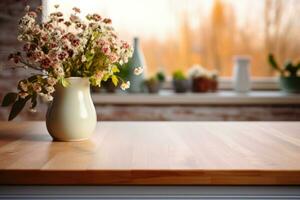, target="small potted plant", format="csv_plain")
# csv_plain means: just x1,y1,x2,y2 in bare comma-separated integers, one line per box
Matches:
145,71,165,93
188,65,218,93
269,54,300,93
172,70,189,93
